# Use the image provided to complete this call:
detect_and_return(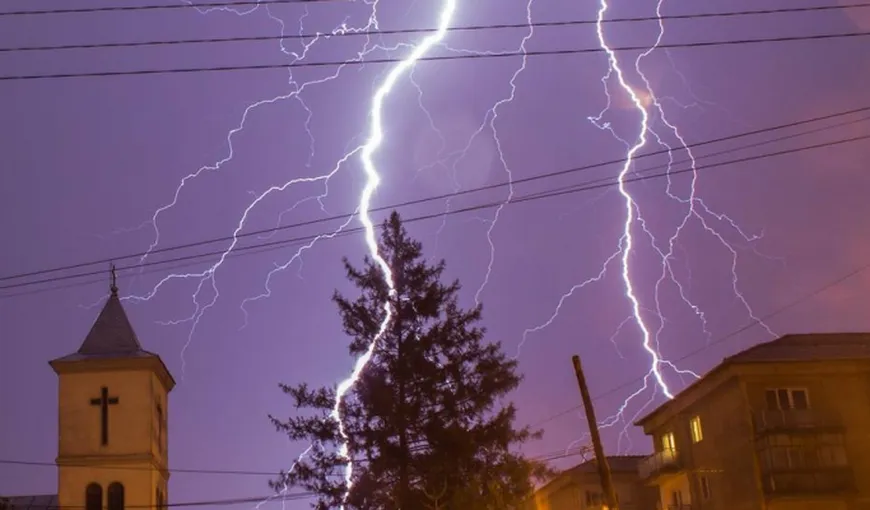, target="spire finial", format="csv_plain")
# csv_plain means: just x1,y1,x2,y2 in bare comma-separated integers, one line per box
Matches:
110,263,118,295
